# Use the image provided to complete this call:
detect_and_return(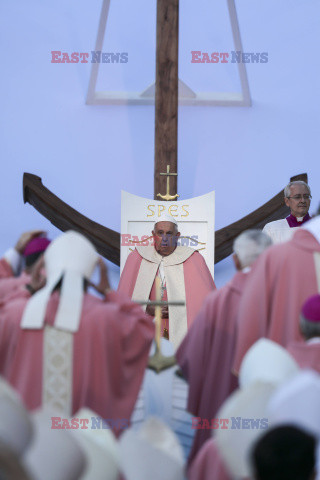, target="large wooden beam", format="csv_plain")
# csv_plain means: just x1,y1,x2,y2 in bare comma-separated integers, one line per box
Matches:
23,174,120,265
154,0,179,200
